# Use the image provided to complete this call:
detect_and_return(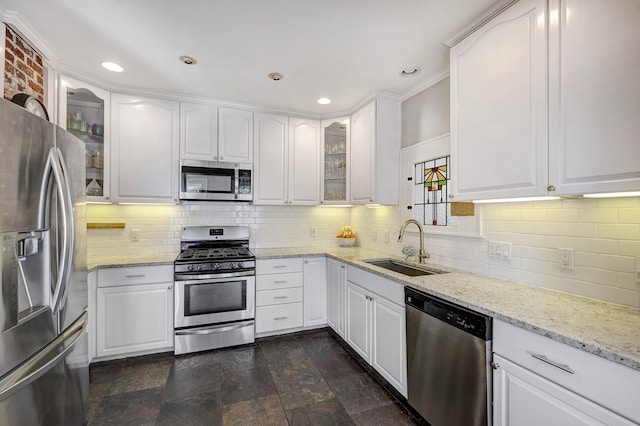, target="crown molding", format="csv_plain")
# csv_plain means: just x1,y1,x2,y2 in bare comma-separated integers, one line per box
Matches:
442,0,518,47
0,3,59,63
401,67,450,102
